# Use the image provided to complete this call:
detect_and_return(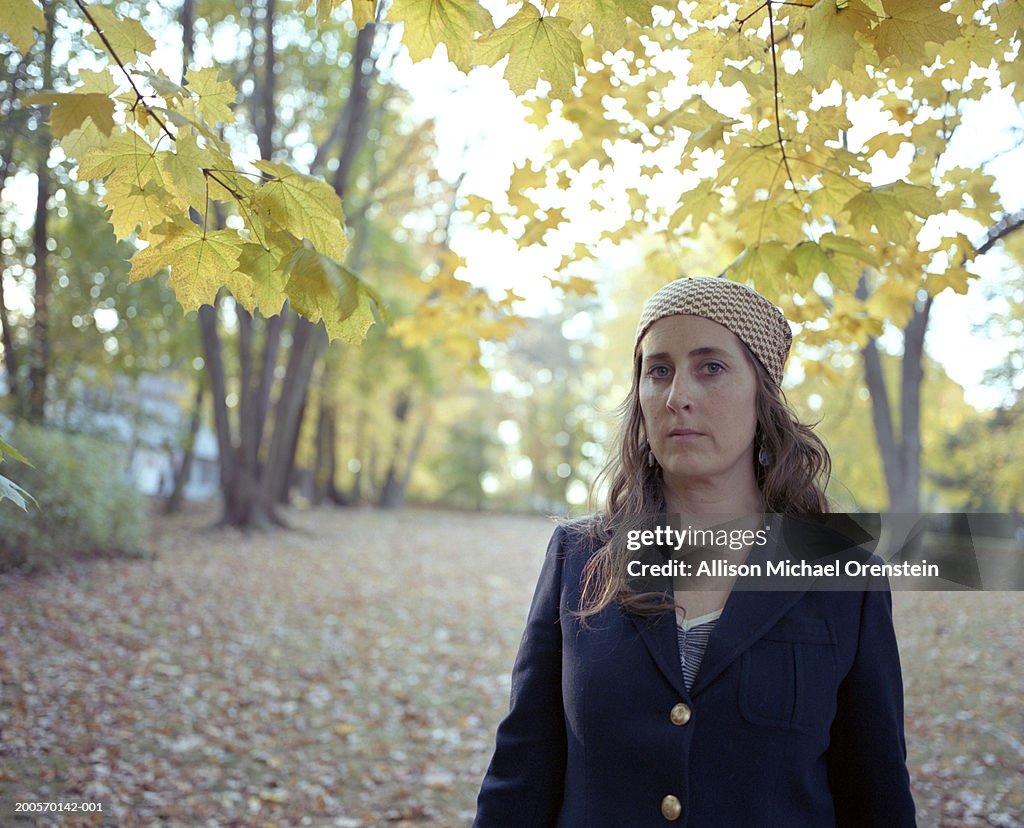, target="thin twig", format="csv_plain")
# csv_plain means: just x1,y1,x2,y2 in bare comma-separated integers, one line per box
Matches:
766,0,805,207
72,0,174,142
737,1,768,28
